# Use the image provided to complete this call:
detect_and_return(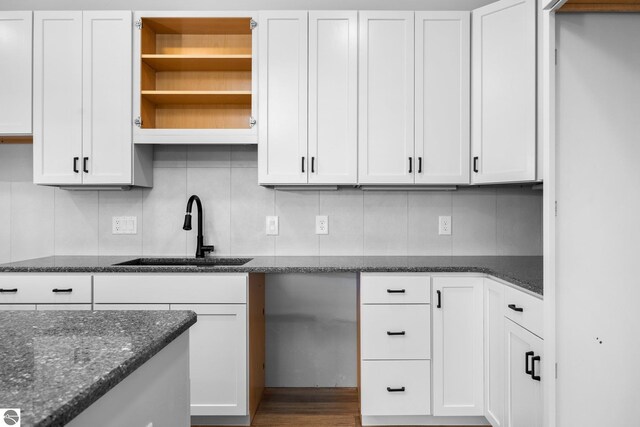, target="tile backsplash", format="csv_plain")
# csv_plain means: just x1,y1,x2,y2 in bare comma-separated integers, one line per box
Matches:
0,144,542,263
